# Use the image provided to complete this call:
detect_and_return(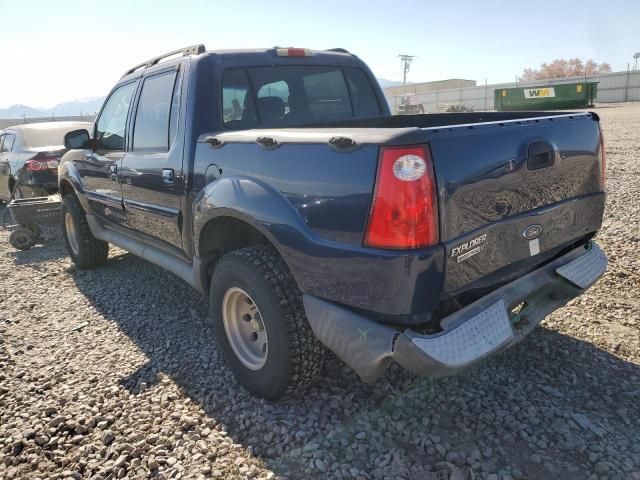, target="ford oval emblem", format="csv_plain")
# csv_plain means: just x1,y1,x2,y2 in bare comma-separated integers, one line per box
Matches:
522,224,543,240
